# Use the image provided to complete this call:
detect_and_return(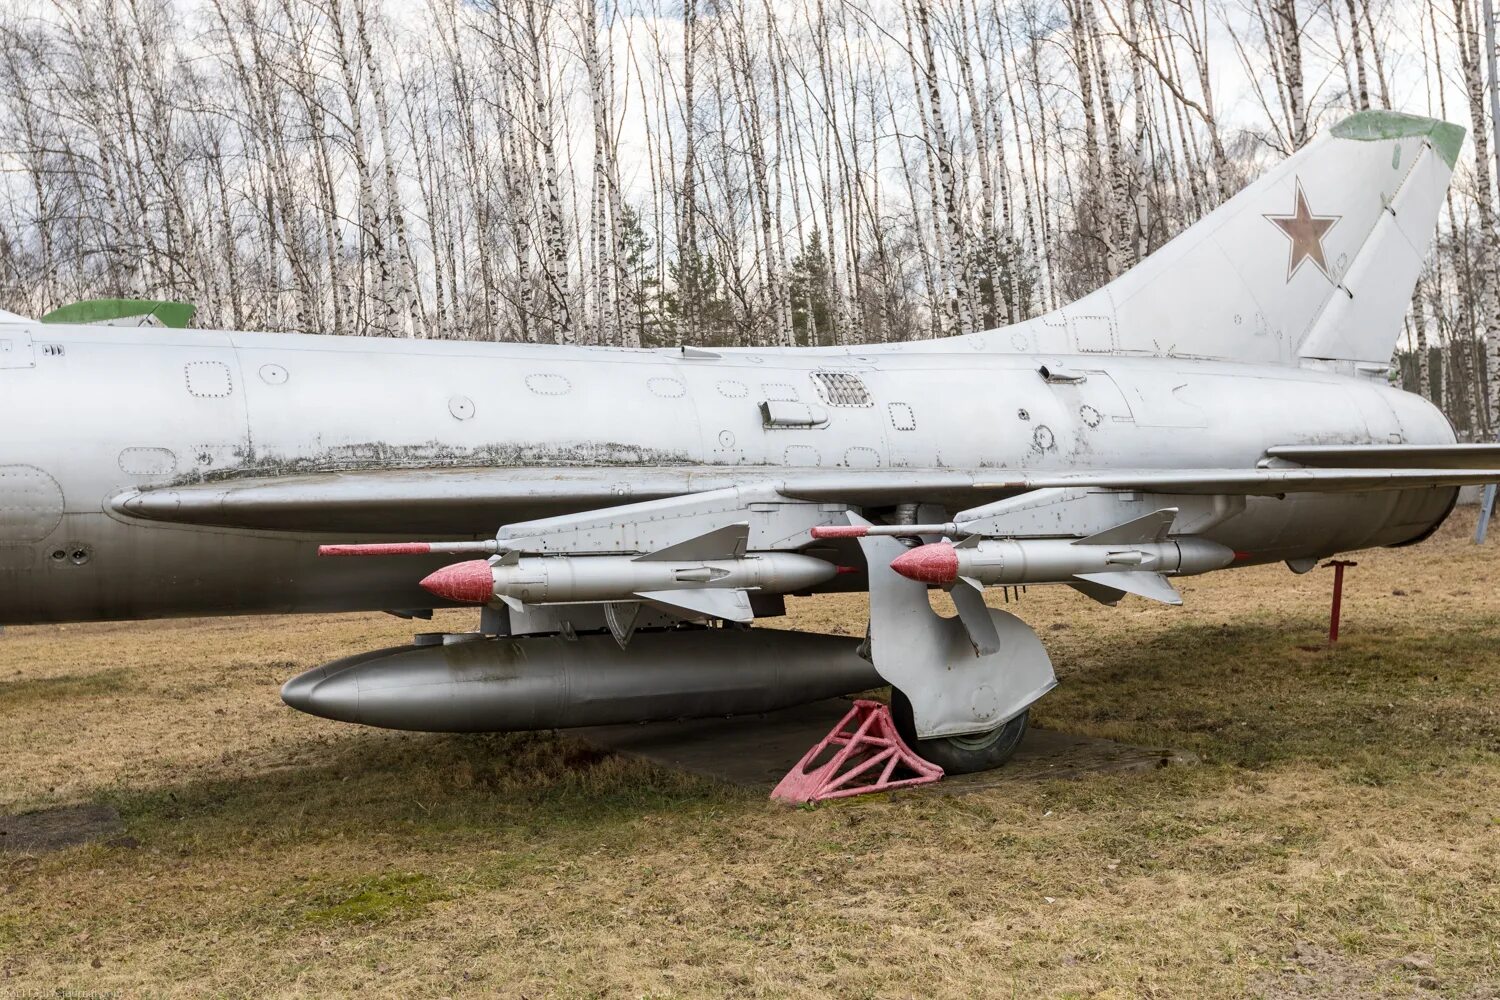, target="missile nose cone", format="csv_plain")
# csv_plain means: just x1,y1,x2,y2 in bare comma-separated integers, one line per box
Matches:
890,543,959,585
419,560,495,604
